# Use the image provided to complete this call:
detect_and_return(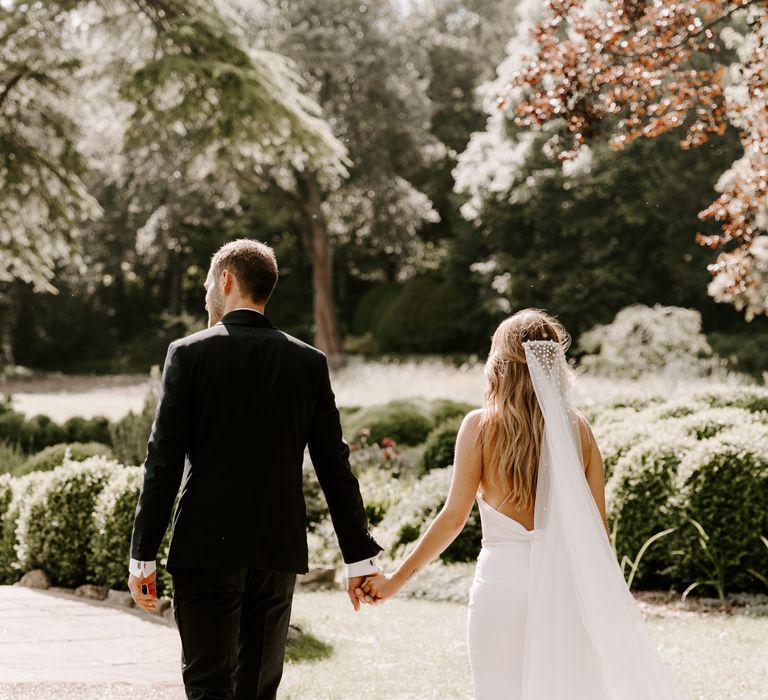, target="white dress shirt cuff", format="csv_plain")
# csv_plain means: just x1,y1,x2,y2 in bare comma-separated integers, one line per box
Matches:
346,555,381,578
129,559,157,578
